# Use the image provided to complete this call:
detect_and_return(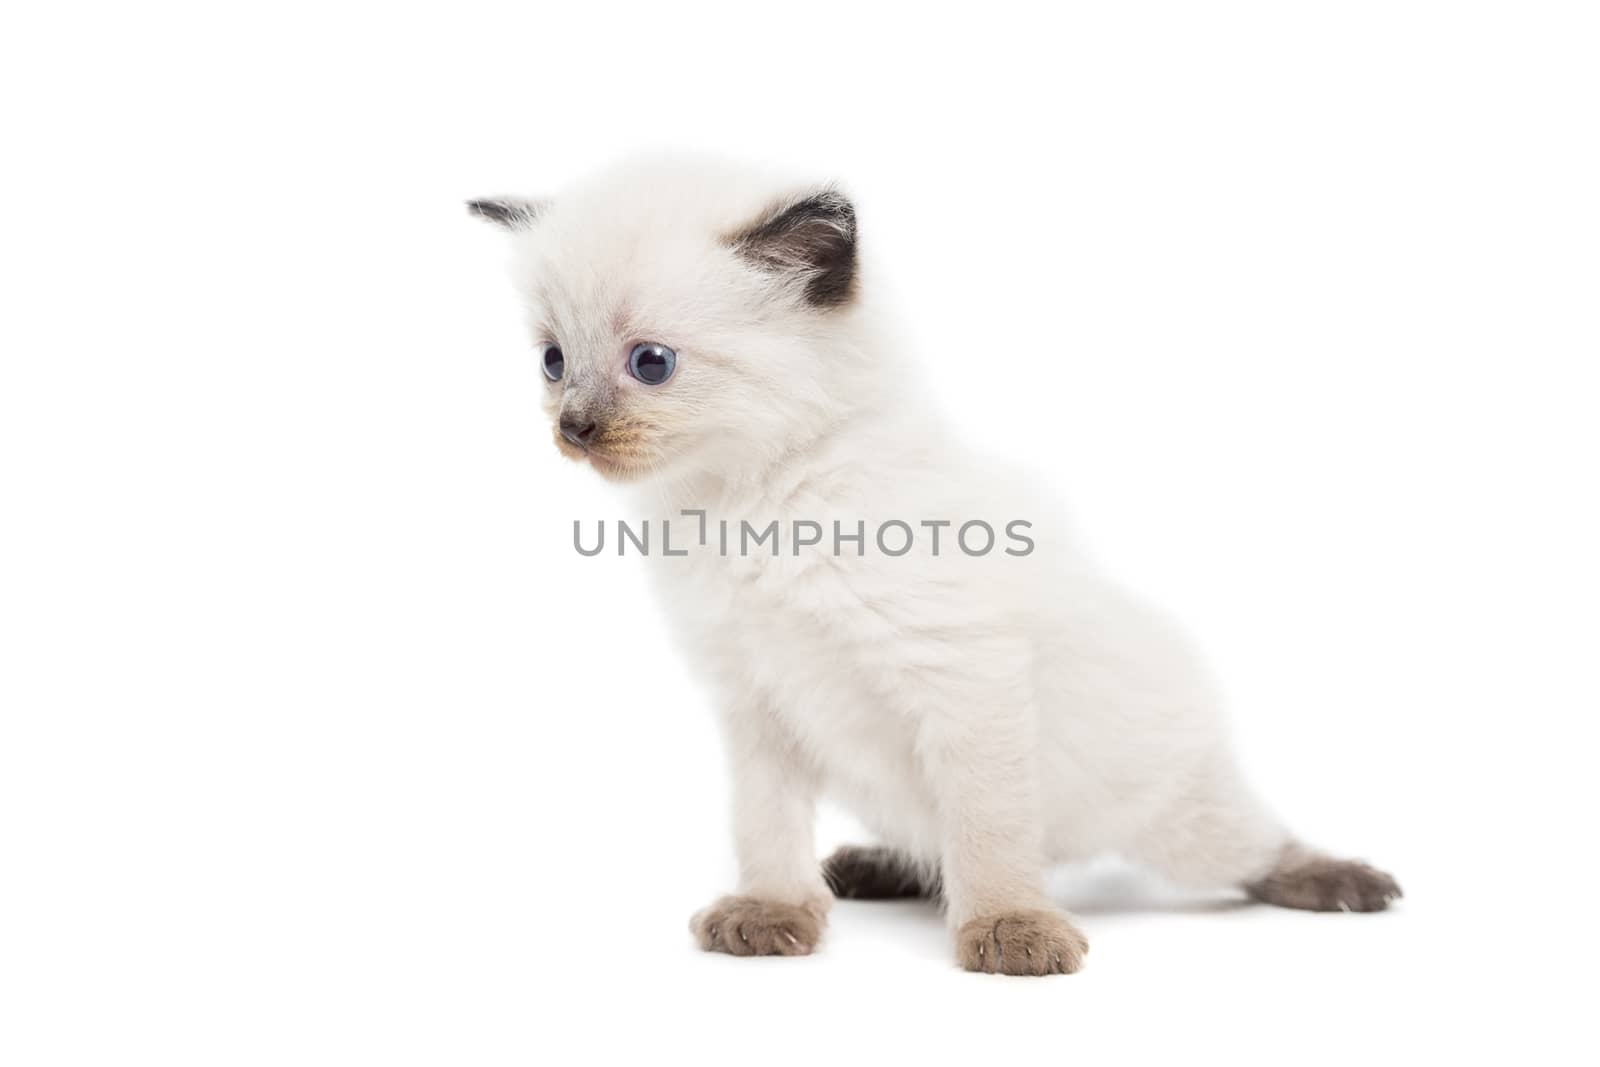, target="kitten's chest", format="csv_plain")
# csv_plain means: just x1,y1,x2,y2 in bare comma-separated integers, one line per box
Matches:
658,549,862,697
647,525,940,845
654,549,909,755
